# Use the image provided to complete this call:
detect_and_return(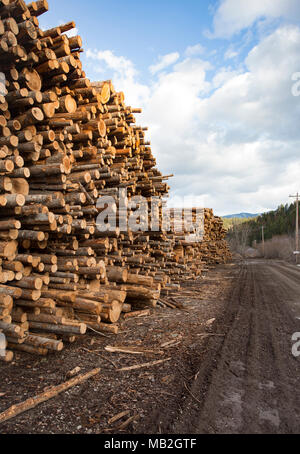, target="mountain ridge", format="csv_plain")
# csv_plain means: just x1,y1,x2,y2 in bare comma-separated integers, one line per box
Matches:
222,213,259,219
